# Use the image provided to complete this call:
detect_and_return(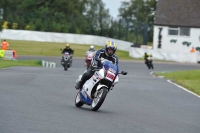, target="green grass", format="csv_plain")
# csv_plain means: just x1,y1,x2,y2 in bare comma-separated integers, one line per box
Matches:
6,39,134,60
0,60,41,68
155,70,200,96
0,39,136,69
